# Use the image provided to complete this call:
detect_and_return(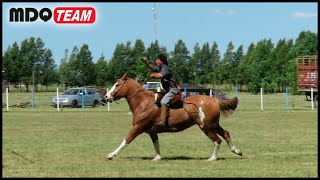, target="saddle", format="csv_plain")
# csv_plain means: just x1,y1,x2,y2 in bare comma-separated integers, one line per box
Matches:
154,91,184,109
